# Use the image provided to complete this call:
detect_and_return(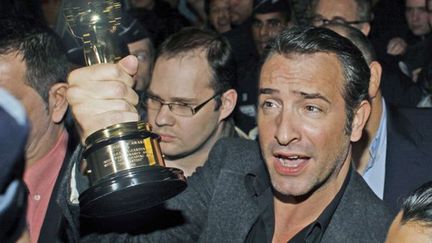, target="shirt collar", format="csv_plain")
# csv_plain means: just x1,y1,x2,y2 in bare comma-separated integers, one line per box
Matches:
366,99,387,172
299,166,352,241
244,158,353,242
245,161,271,197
